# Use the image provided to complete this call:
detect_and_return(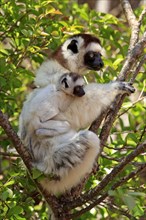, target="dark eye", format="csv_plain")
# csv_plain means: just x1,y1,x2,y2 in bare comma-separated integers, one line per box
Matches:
61,78,69,88
67,39,78,54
